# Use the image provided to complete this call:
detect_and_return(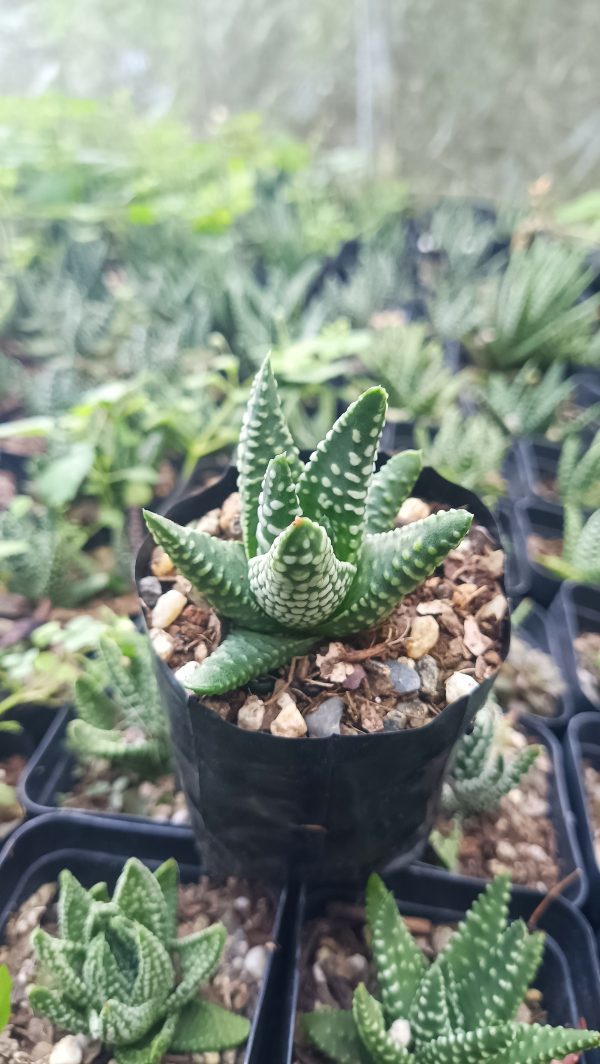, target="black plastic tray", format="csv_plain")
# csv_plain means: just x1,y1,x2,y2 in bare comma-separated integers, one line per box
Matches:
285,864,600,1063
509,602,575,733
565,713,600,926
0,813,290,1064
550,581,600,714
514,497,565,607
